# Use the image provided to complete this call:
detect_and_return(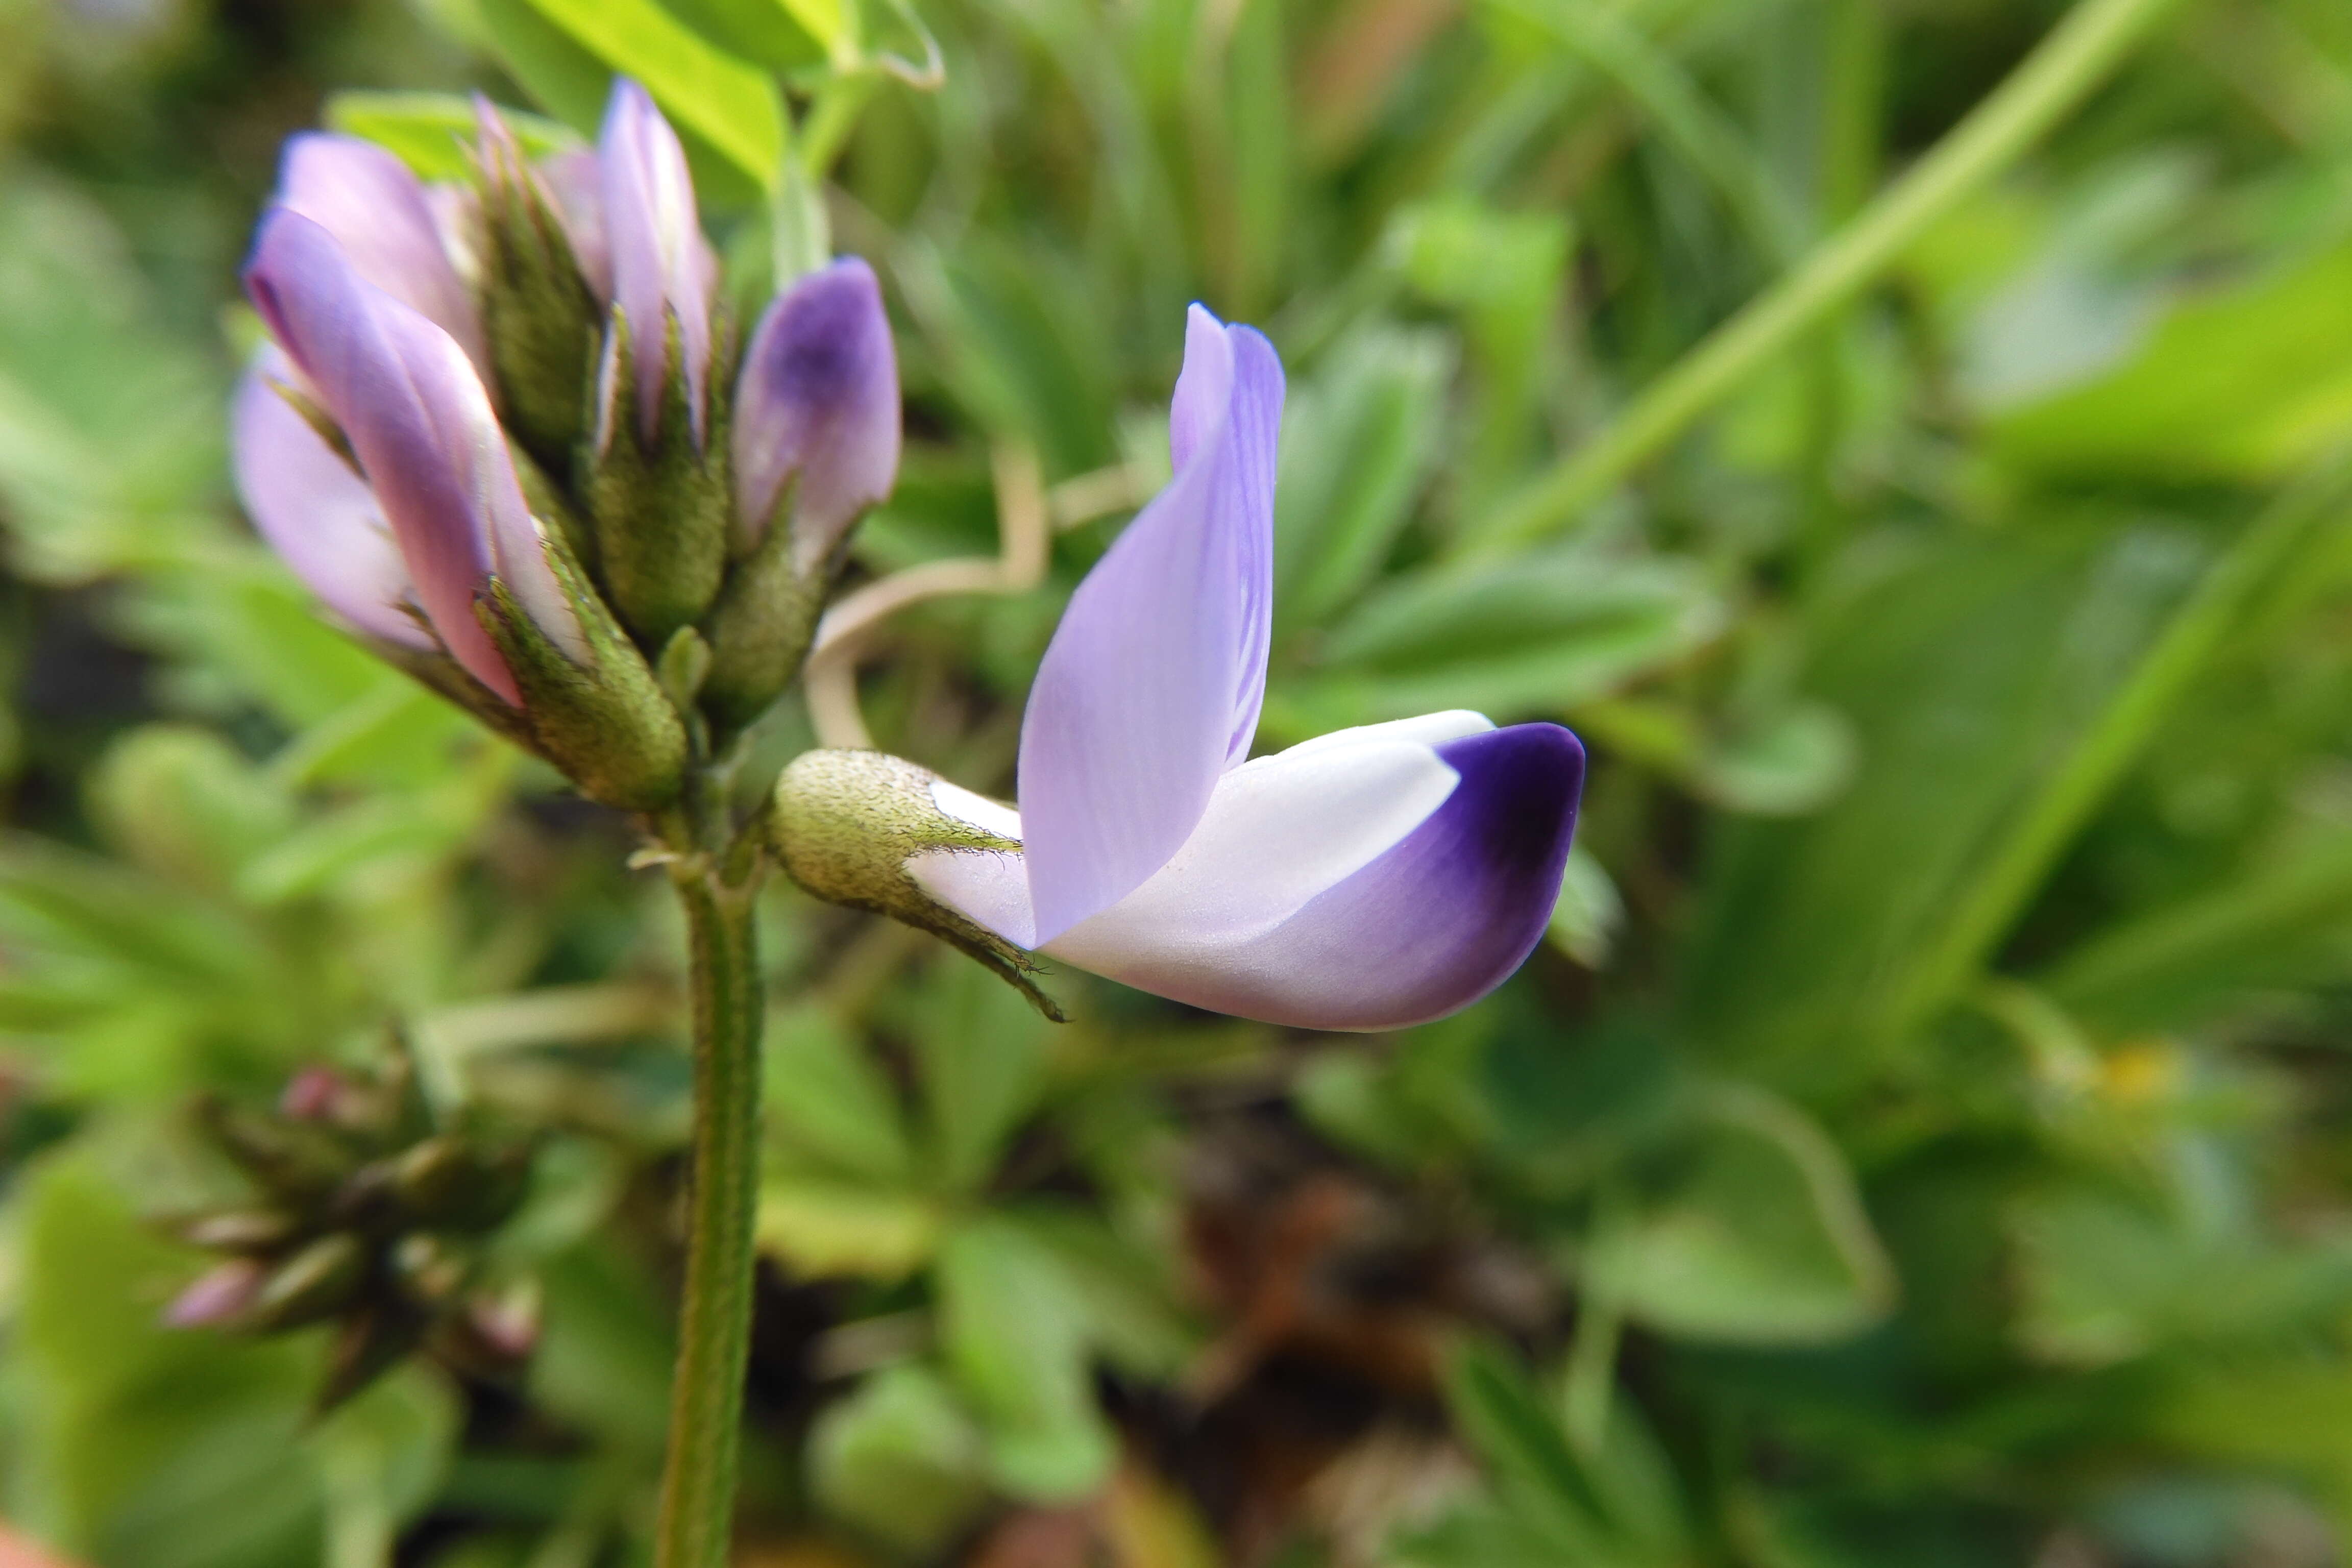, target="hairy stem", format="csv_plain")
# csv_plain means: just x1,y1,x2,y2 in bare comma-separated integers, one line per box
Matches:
1463,0,2184,555
652,861,765,1568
